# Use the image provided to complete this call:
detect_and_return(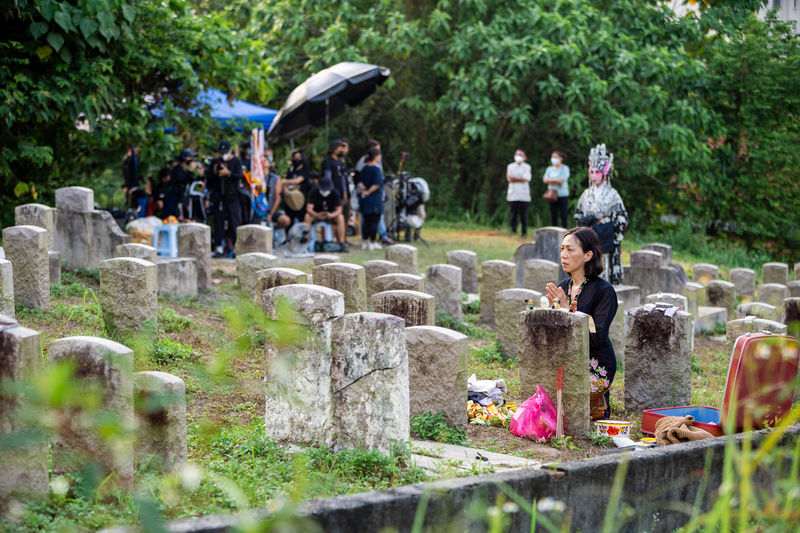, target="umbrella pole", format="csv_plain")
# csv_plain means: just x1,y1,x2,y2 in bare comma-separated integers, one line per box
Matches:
325,97,330,149
290,138,295,150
